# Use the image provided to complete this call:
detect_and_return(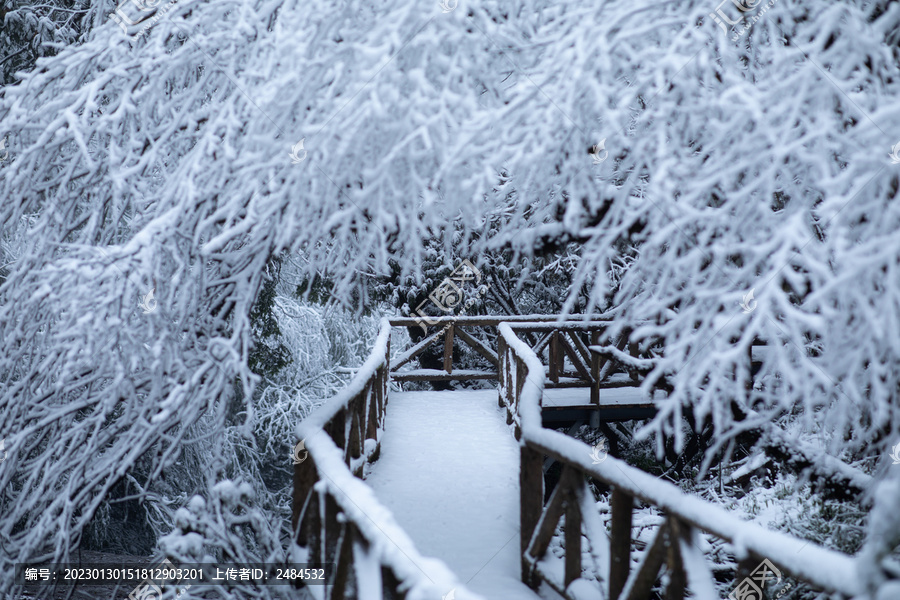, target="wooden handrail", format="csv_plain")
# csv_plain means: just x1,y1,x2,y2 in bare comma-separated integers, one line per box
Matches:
388,314,611,327
293,318,485,599
497,323,867,600
389,316,609,386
